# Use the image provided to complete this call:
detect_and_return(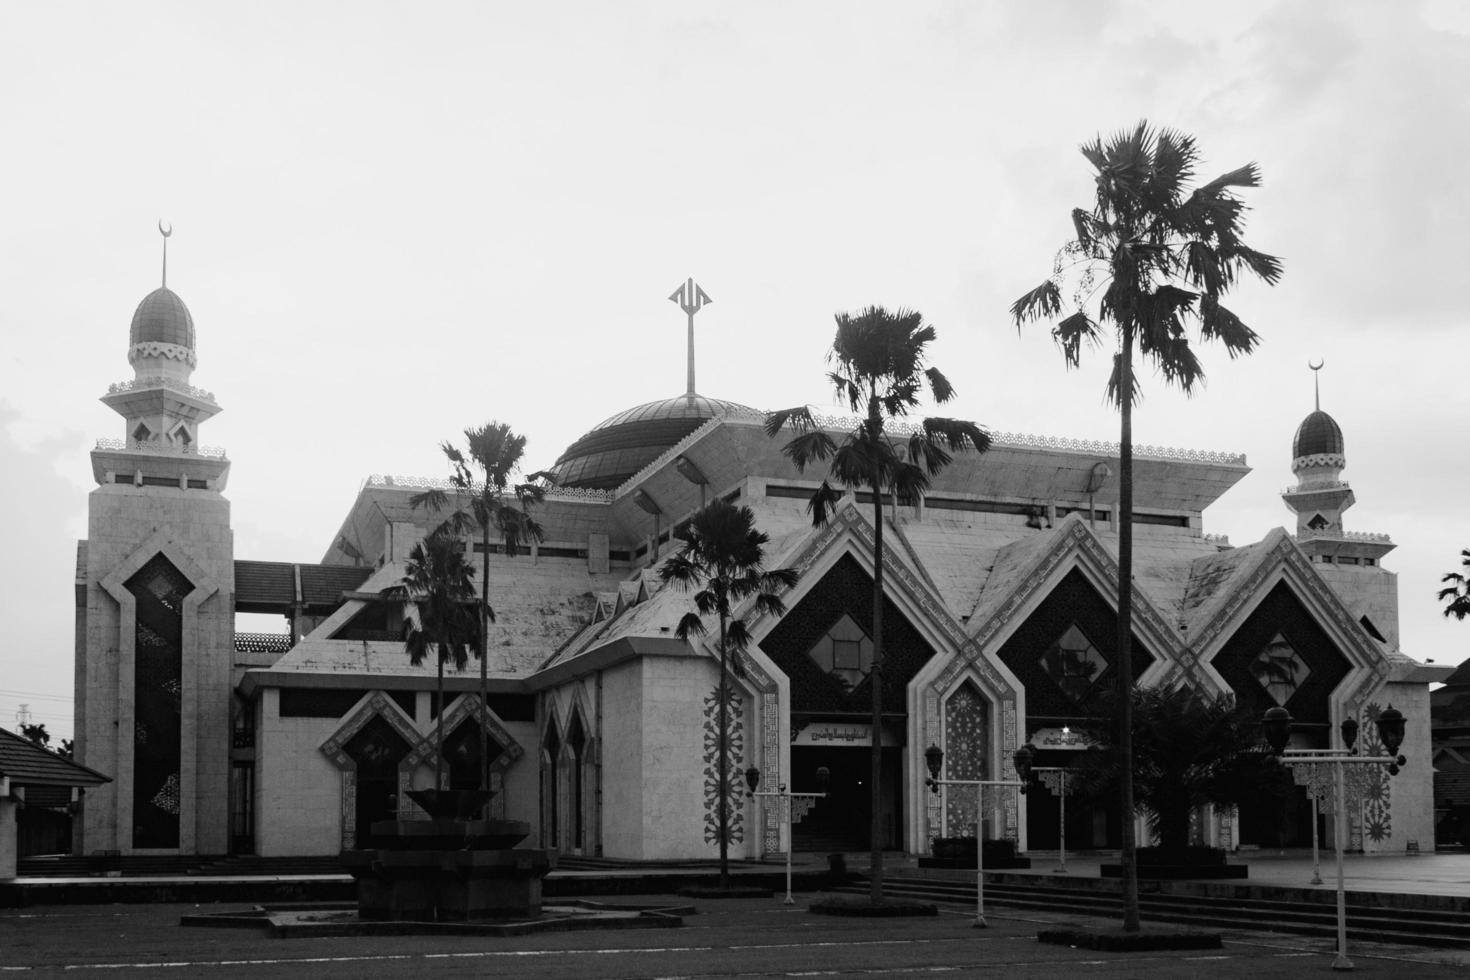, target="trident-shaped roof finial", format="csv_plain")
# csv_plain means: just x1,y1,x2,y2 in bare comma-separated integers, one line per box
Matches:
668,278,712,397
